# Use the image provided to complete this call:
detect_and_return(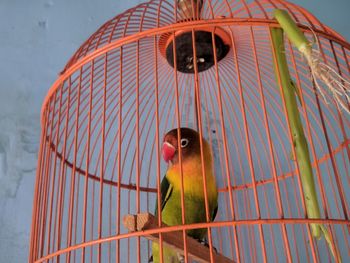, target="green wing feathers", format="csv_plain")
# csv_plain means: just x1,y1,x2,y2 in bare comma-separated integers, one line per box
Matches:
154,175,173,216
212,203,218,222
155,174,218,222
